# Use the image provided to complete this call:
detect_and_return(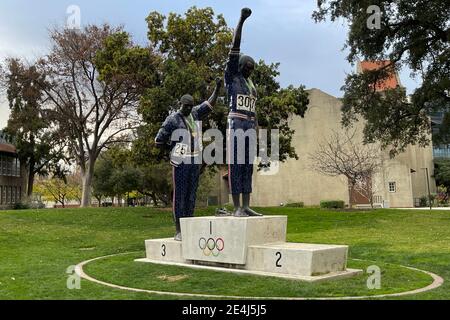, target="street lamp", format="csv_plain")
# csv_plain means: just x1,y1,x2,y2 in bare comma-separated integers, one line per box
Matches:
421,167,432,210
